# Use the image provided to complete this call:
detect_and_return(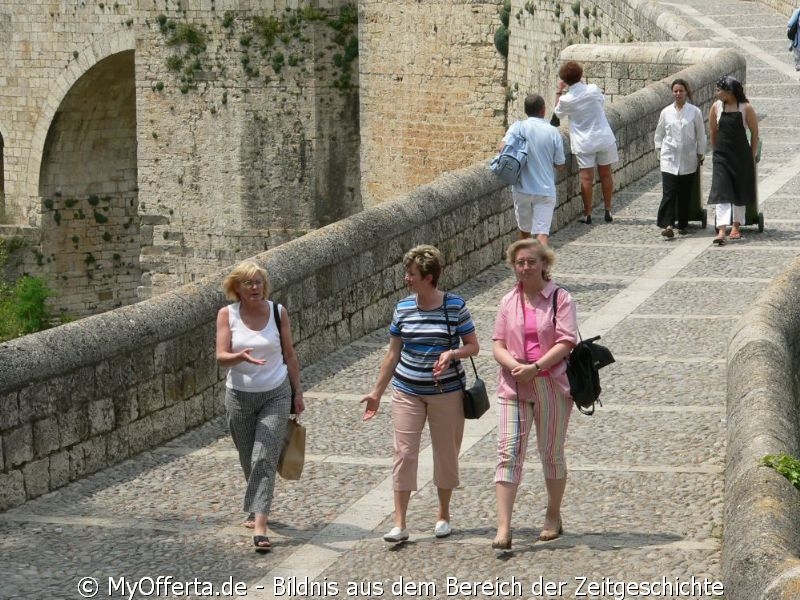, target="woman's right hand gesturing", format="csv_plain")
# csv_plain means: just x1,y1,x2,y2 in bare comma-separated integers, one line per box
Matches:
237,347,266,365
361,392,381,421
